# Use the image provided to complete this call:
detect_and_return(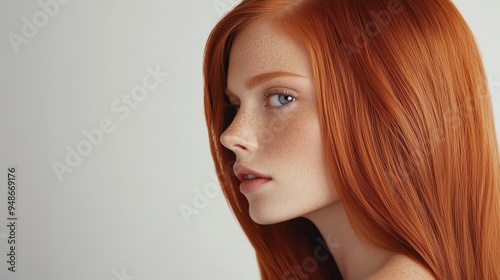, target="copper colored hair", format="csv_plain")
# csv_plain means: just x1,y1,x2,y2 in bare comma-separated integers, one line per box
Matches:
203,0,500,279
